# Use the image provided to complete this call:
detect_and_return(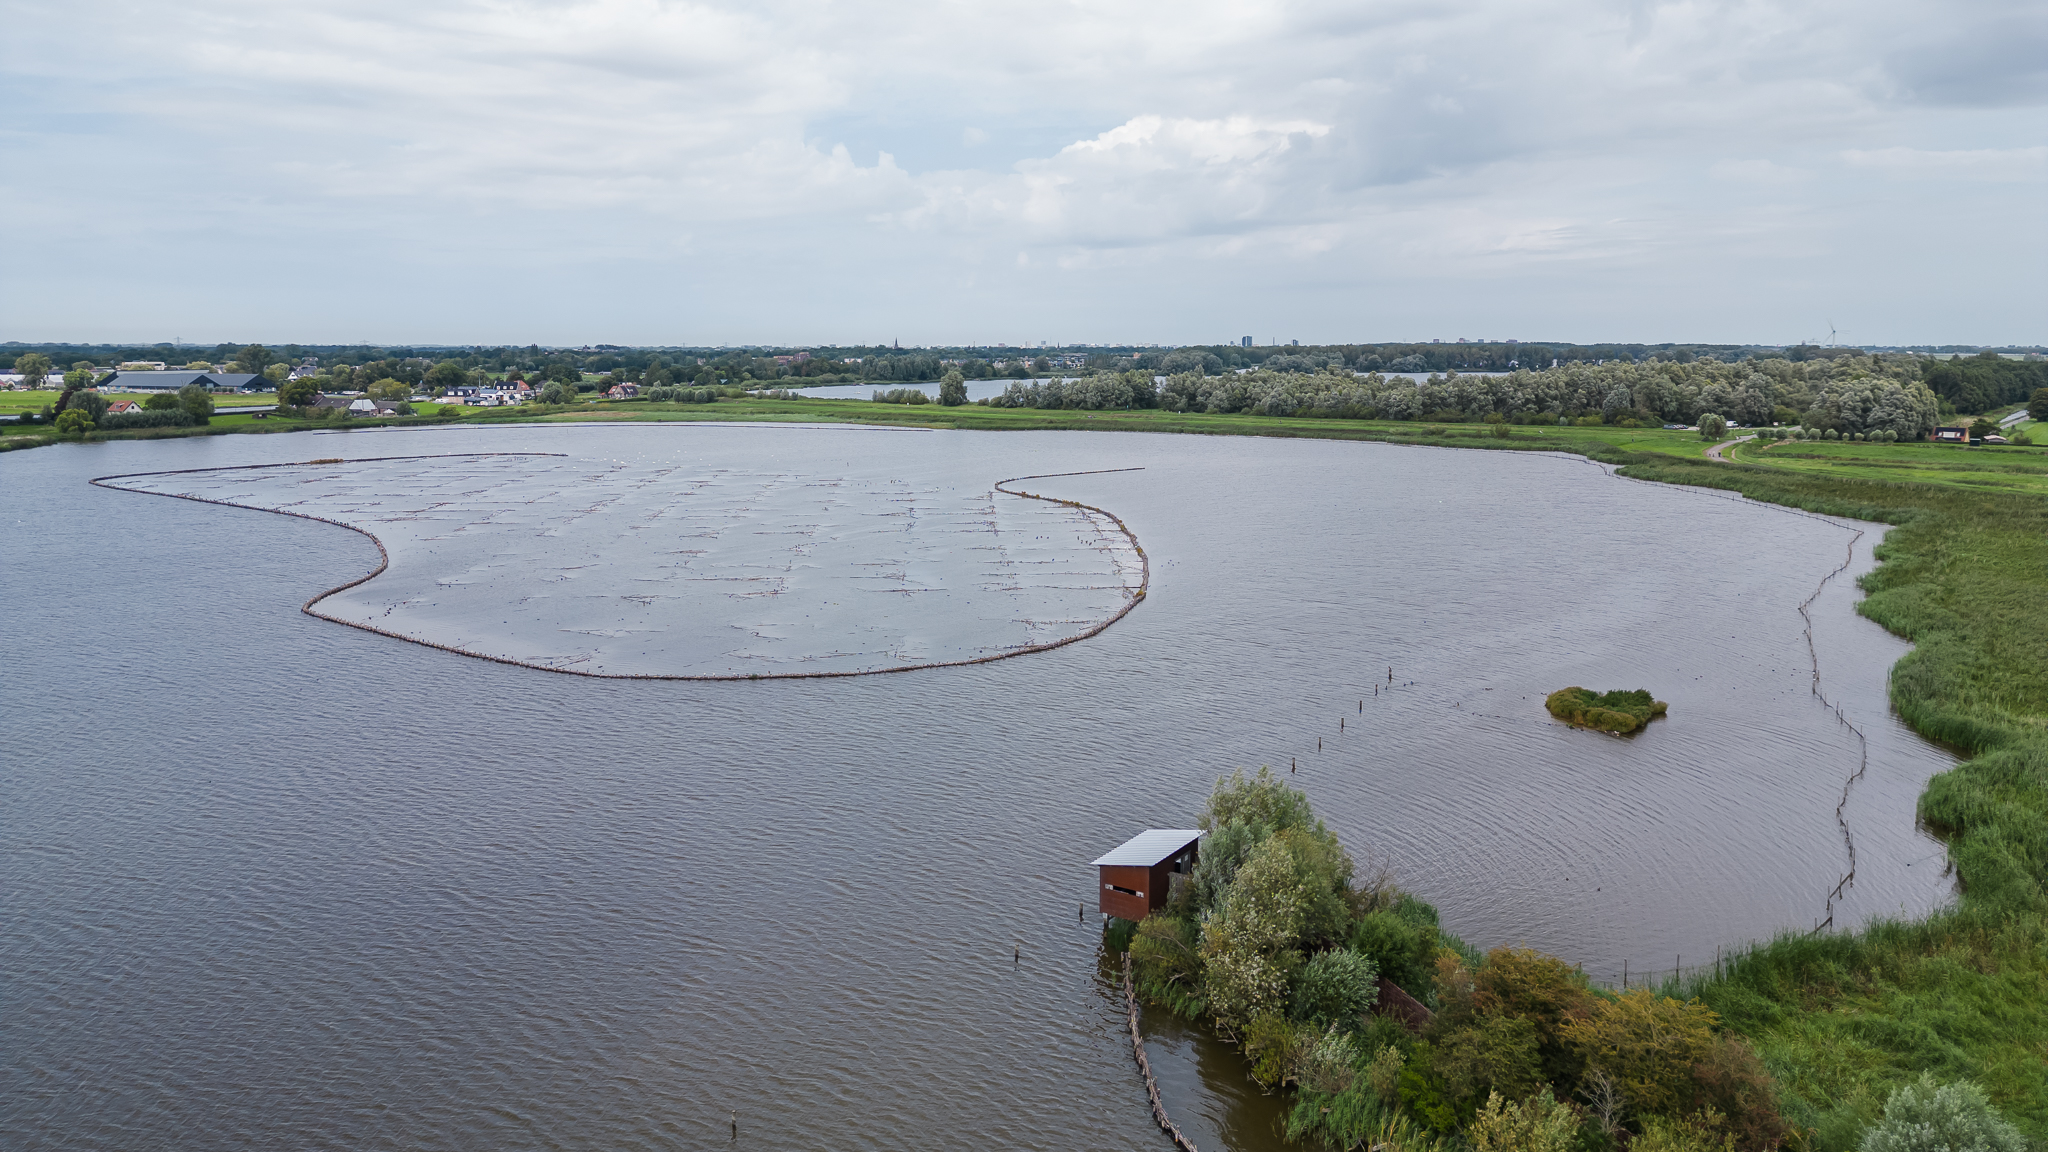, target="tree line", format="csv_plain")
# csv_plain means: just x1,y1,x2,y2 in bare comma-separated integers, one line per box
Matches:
983,357,1948,439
